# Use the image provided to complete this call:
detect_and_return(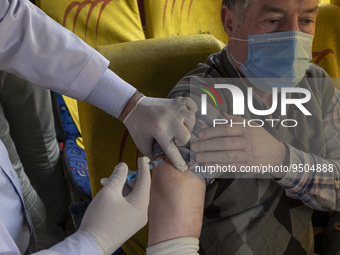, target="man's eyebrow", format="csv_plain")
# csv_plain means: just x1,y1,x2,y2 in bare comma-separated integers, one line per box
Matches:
303,5,319,14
